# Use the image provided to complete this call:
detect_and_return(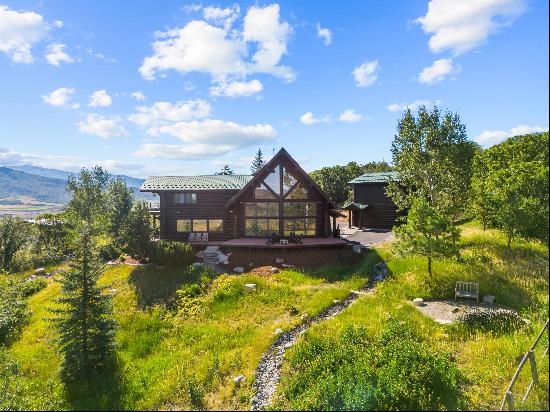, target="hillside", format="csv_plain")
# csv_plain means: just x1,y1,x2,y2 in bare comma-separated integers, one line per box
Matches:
0,167,70,205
